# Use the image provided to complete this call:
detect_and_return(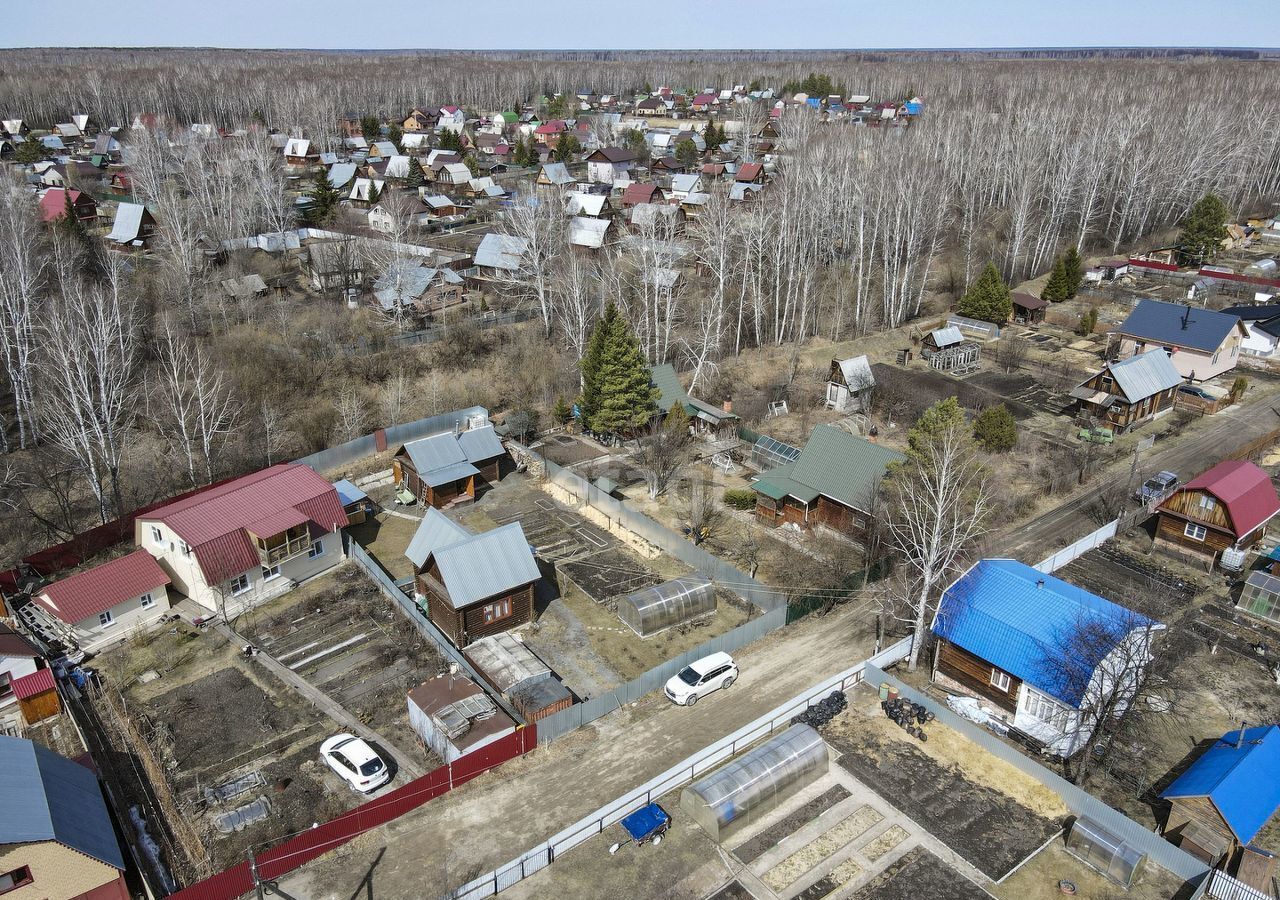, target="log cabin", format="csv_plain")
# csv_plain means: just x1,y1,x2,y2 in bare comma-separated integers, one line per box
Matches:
751,425,903,539
1155,460,1280,563
1070,348,1183,433
392,424,508,509
1161,724,1280,883
406,509,540,648
931,559,1162,757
